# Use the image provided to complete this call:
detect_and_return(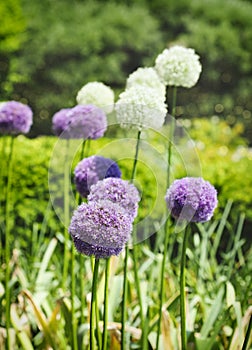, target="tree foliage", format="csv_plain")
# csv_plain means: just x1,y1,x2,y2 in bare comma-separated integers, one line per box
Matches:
5,0,163,135
0,0,252,140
